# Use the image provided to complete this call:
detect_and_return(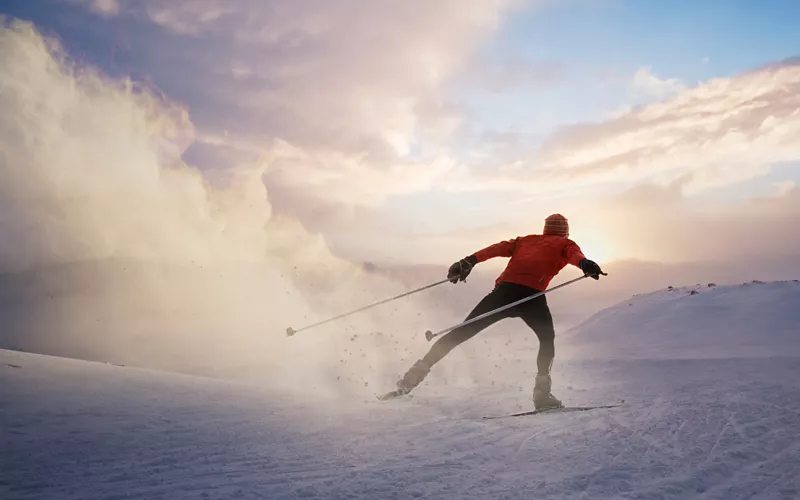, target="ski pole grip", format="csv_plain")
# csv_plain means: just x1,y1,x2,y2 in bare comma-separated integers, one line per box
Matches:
286,327,296,337
425,330,434,342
